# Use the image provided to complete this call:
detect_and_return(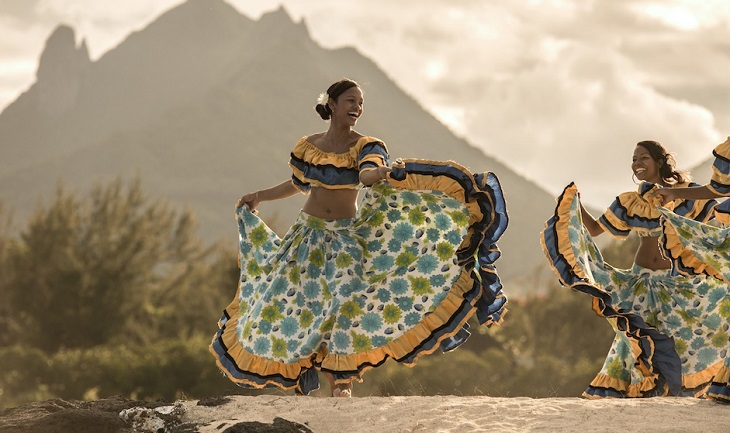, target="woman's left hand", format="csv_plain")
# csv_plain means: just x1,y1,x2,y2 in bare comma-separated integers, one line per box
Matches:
236,191,261,210
647,188,677,206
